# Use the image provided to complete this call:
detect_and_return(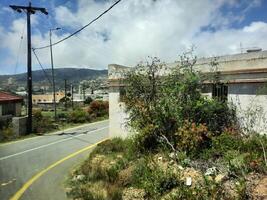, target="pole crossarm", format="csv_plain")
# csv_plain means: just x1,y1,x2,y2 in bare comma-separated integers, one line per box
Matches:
9,5,48,15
